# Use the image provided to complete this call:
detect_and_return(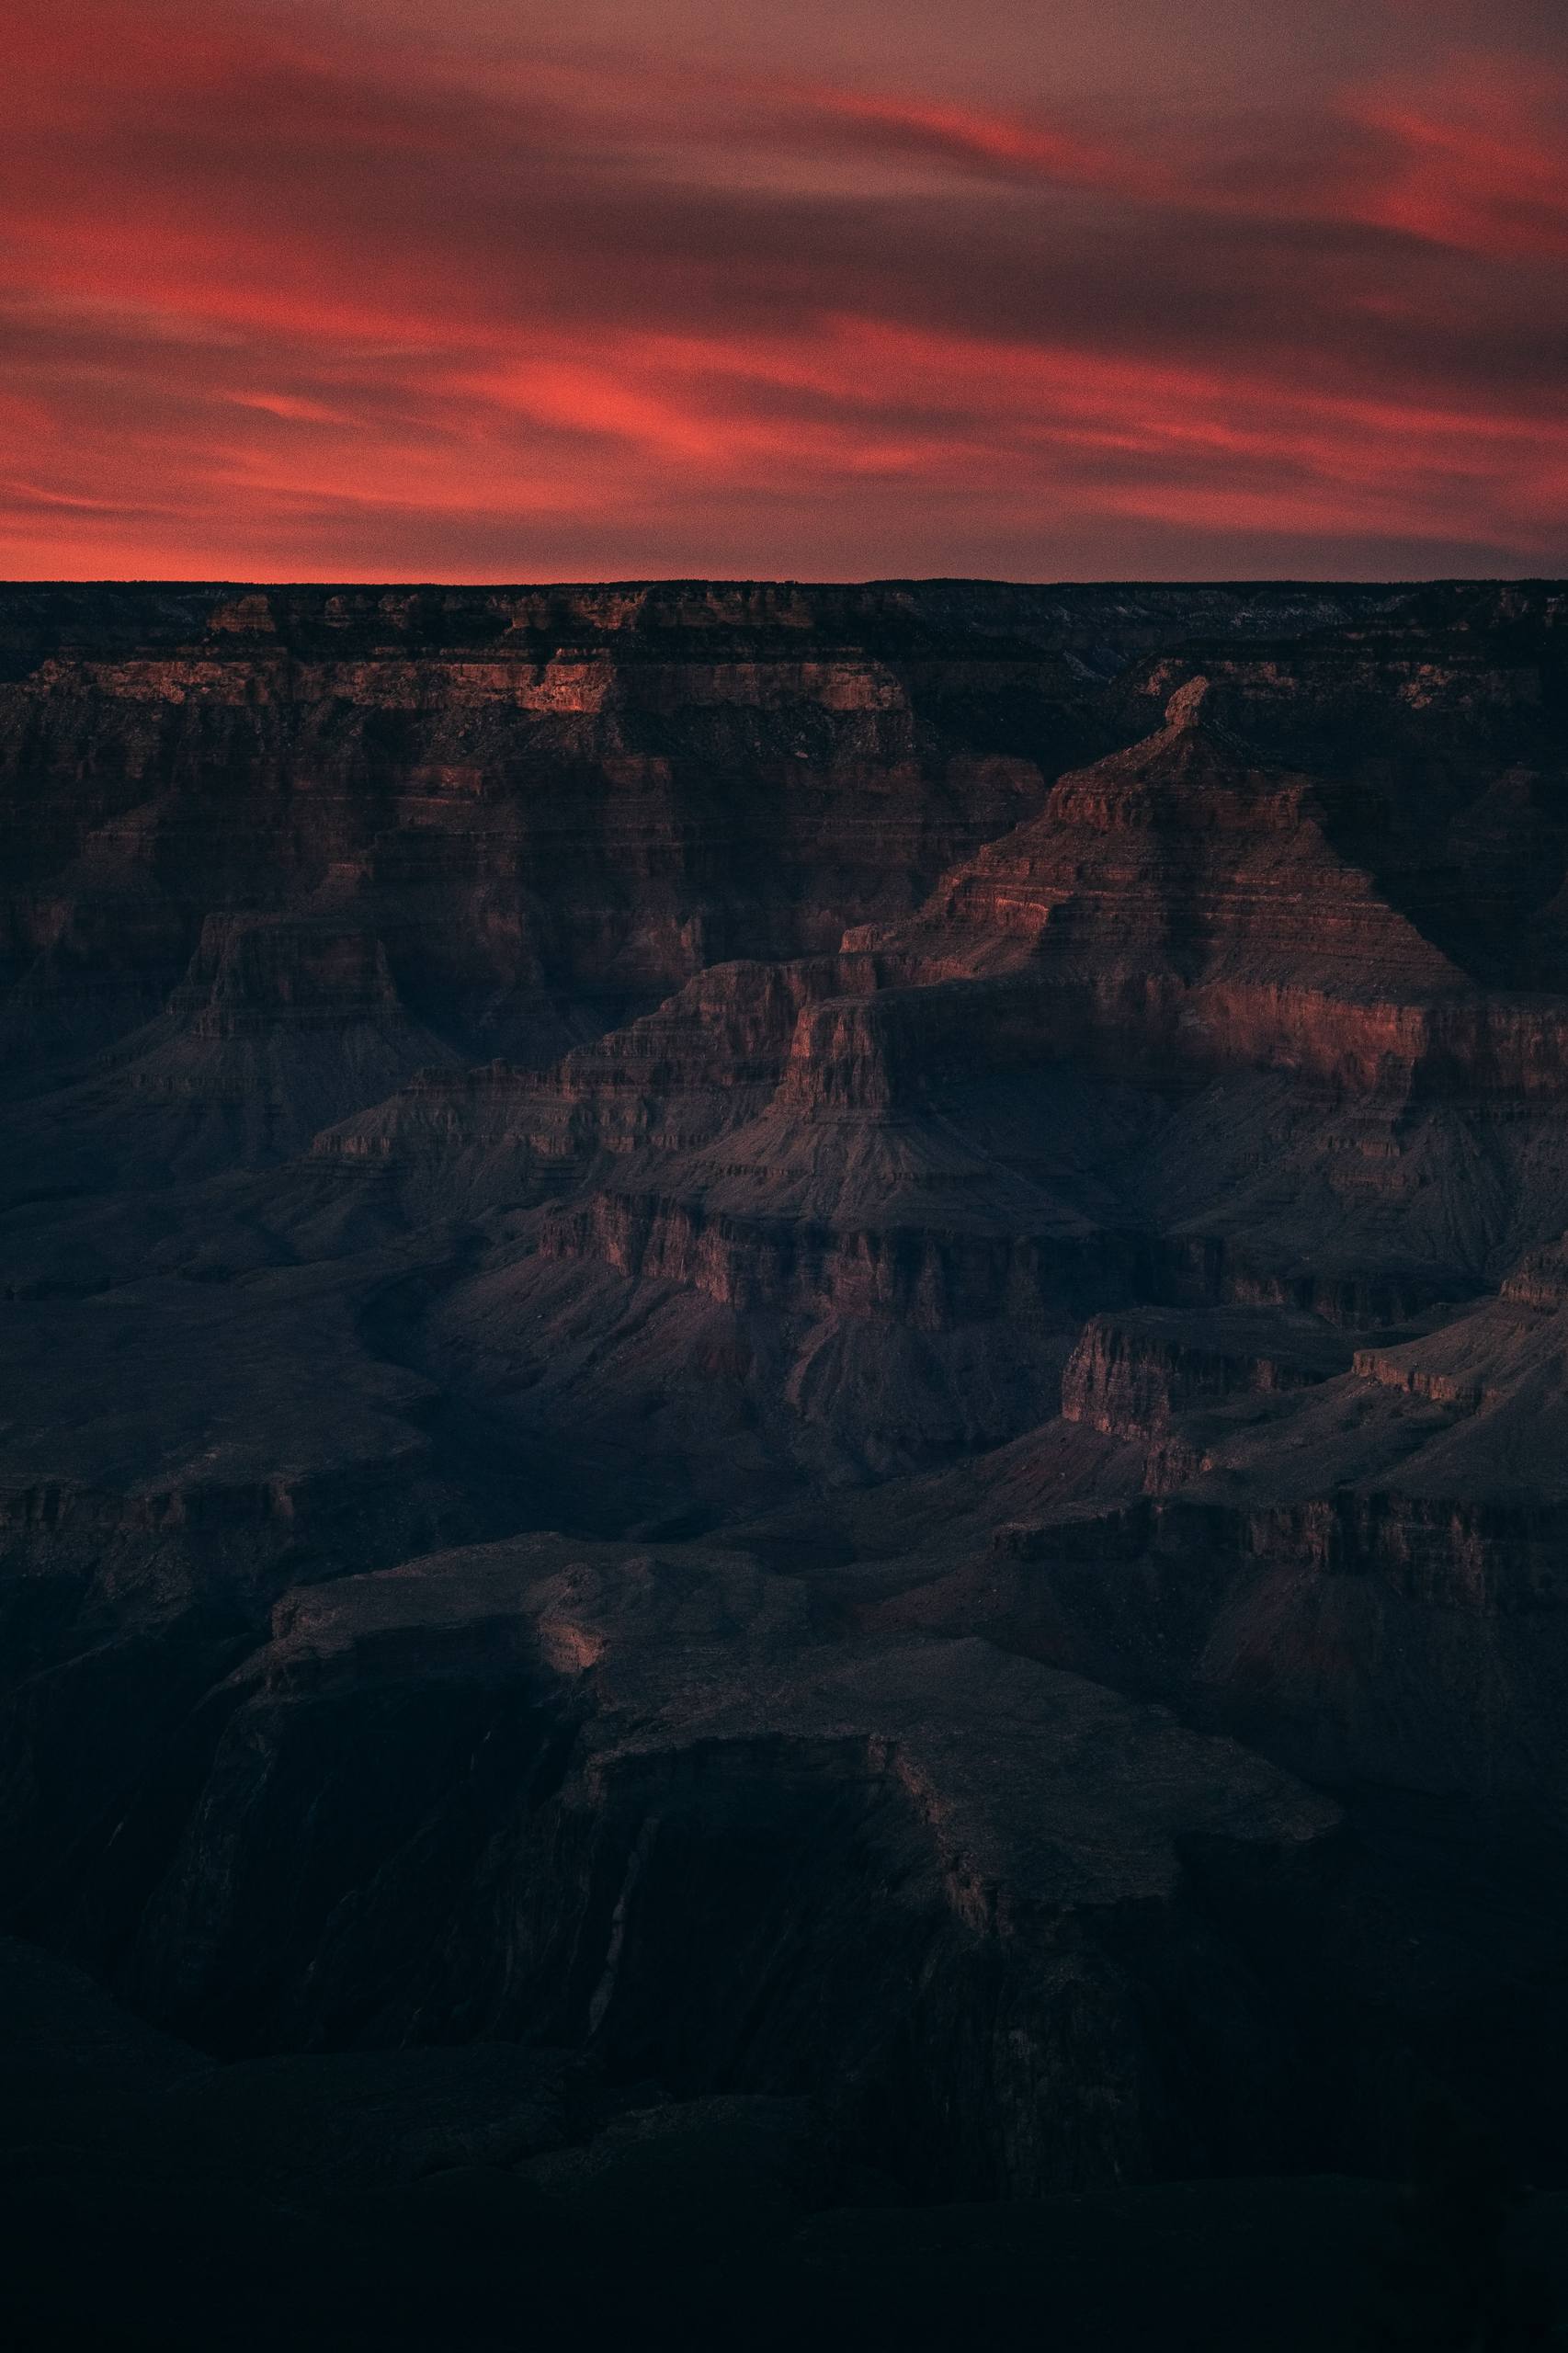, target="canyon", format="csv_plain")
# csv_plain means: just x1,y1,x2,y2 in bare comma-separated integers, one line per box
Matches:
3,576,1568,2347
